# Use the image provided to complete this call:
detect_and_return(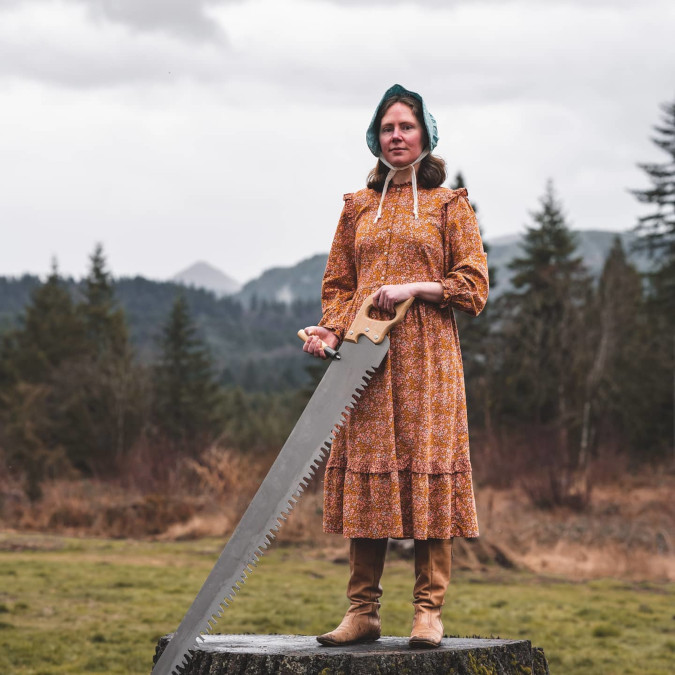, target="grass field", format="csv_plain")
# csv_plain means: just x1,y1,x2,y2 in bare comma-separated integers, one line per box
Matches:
0,532,673,674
